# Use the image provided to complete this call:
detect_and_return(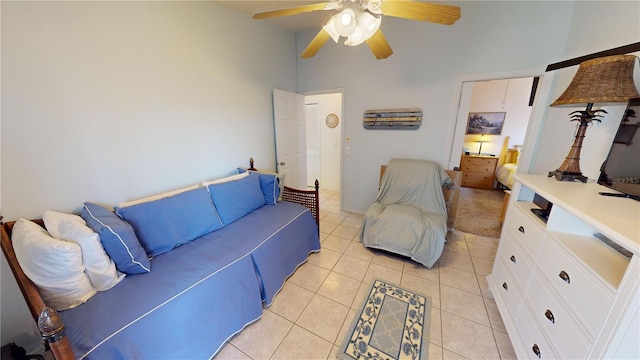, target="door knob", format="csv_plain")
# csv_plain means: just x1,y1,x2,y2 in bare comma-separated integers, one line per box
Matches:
279,161,286,166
